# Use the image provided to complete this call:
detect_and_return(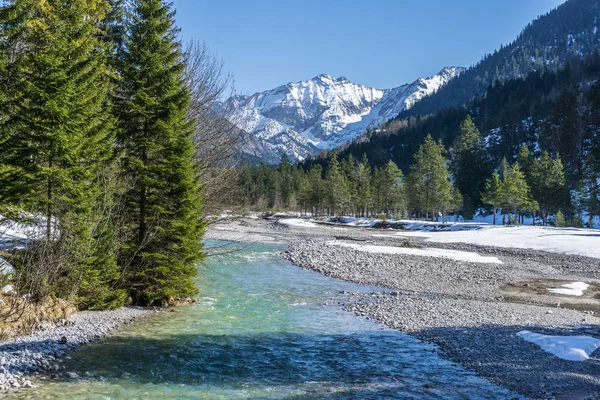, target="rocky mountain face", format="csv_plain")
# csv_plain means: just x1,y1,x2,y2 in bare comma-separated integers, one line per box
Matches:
218,67,465,161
